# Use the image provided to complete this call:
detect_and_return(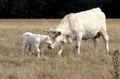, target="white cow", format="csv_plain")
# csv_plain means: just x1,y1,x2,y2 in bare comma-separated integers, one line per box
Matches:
46,7,109,56
22,32,52,57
